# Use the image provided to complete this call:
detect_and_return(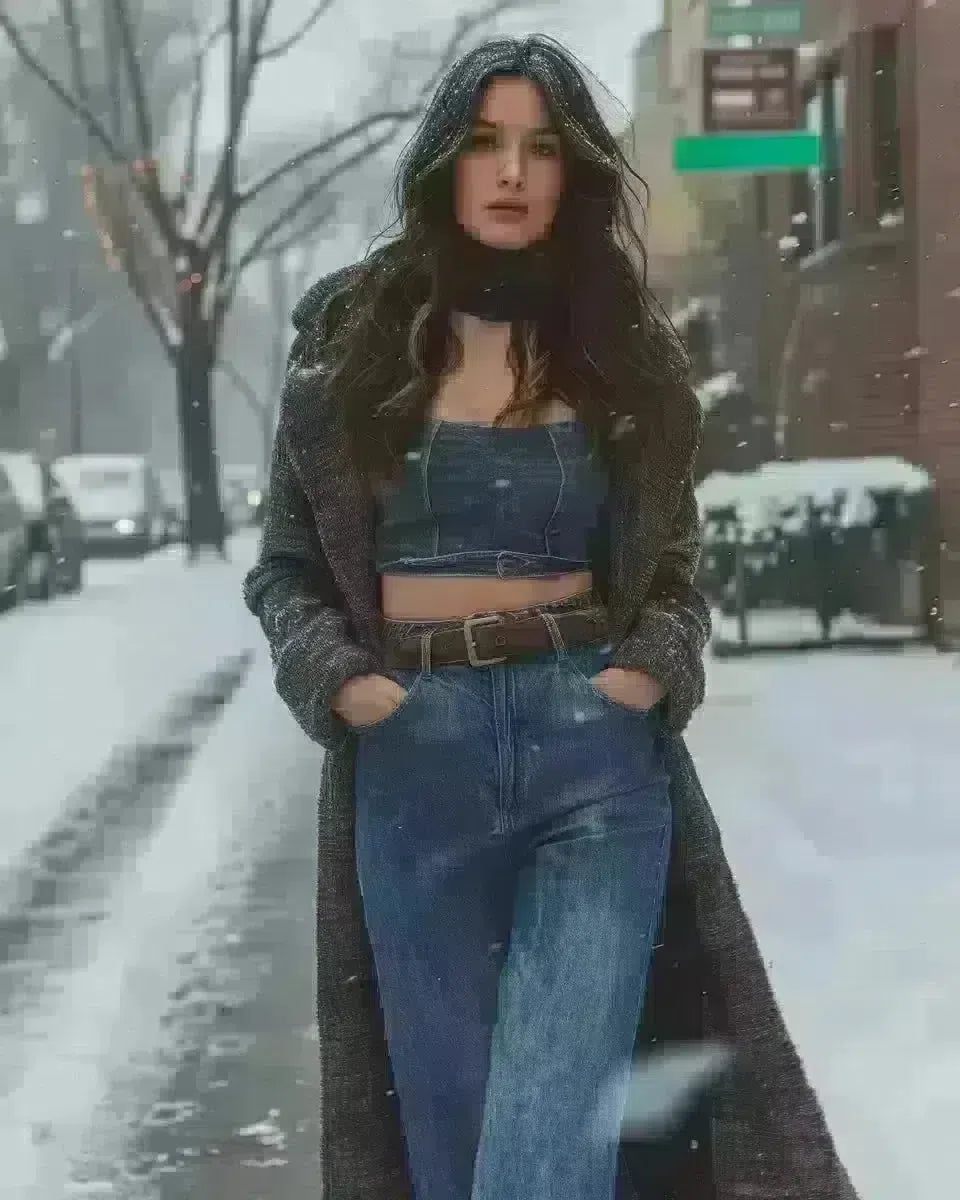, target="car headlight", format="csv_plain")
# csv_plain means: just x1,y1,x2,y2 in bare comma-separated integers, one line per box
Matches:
114,518,137,535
